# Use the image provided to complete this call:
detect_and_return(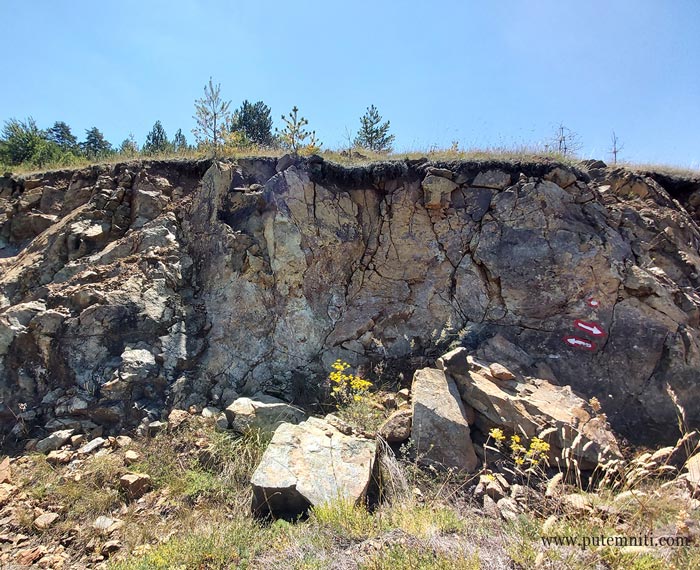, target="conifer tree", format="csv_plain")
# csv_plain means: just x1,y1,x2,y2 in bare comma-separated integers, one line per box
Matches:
354,105,395,152
81,127,112,159
277,106,320,153
143,120,170,154
46,121,78,152
172,129,188,152
231,100,273,146
192,77,231,154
